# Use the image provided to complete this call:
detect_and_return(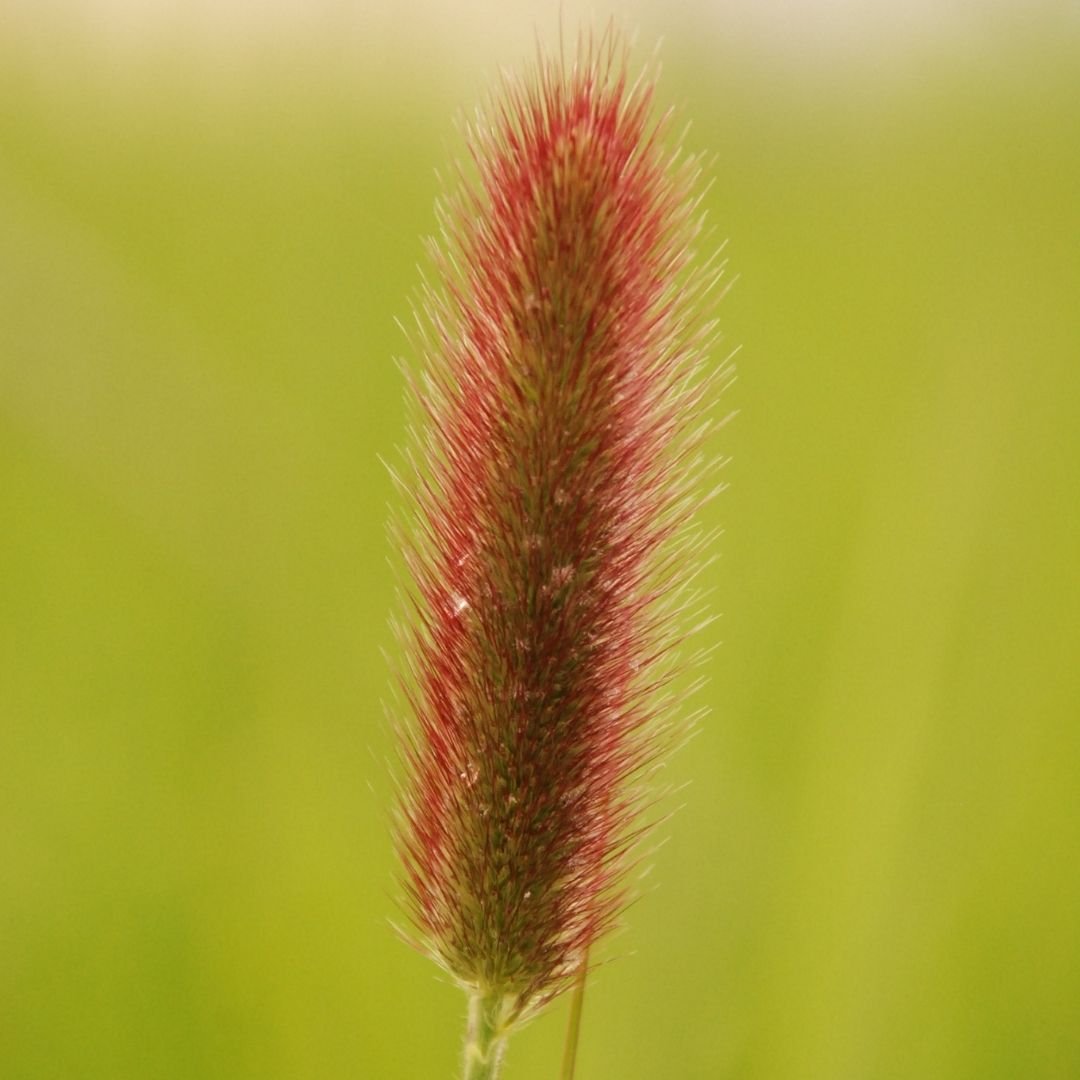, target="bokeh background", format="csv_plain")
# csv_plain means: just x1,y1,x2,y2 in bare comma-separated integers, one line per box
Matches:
3,2,1079,1078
